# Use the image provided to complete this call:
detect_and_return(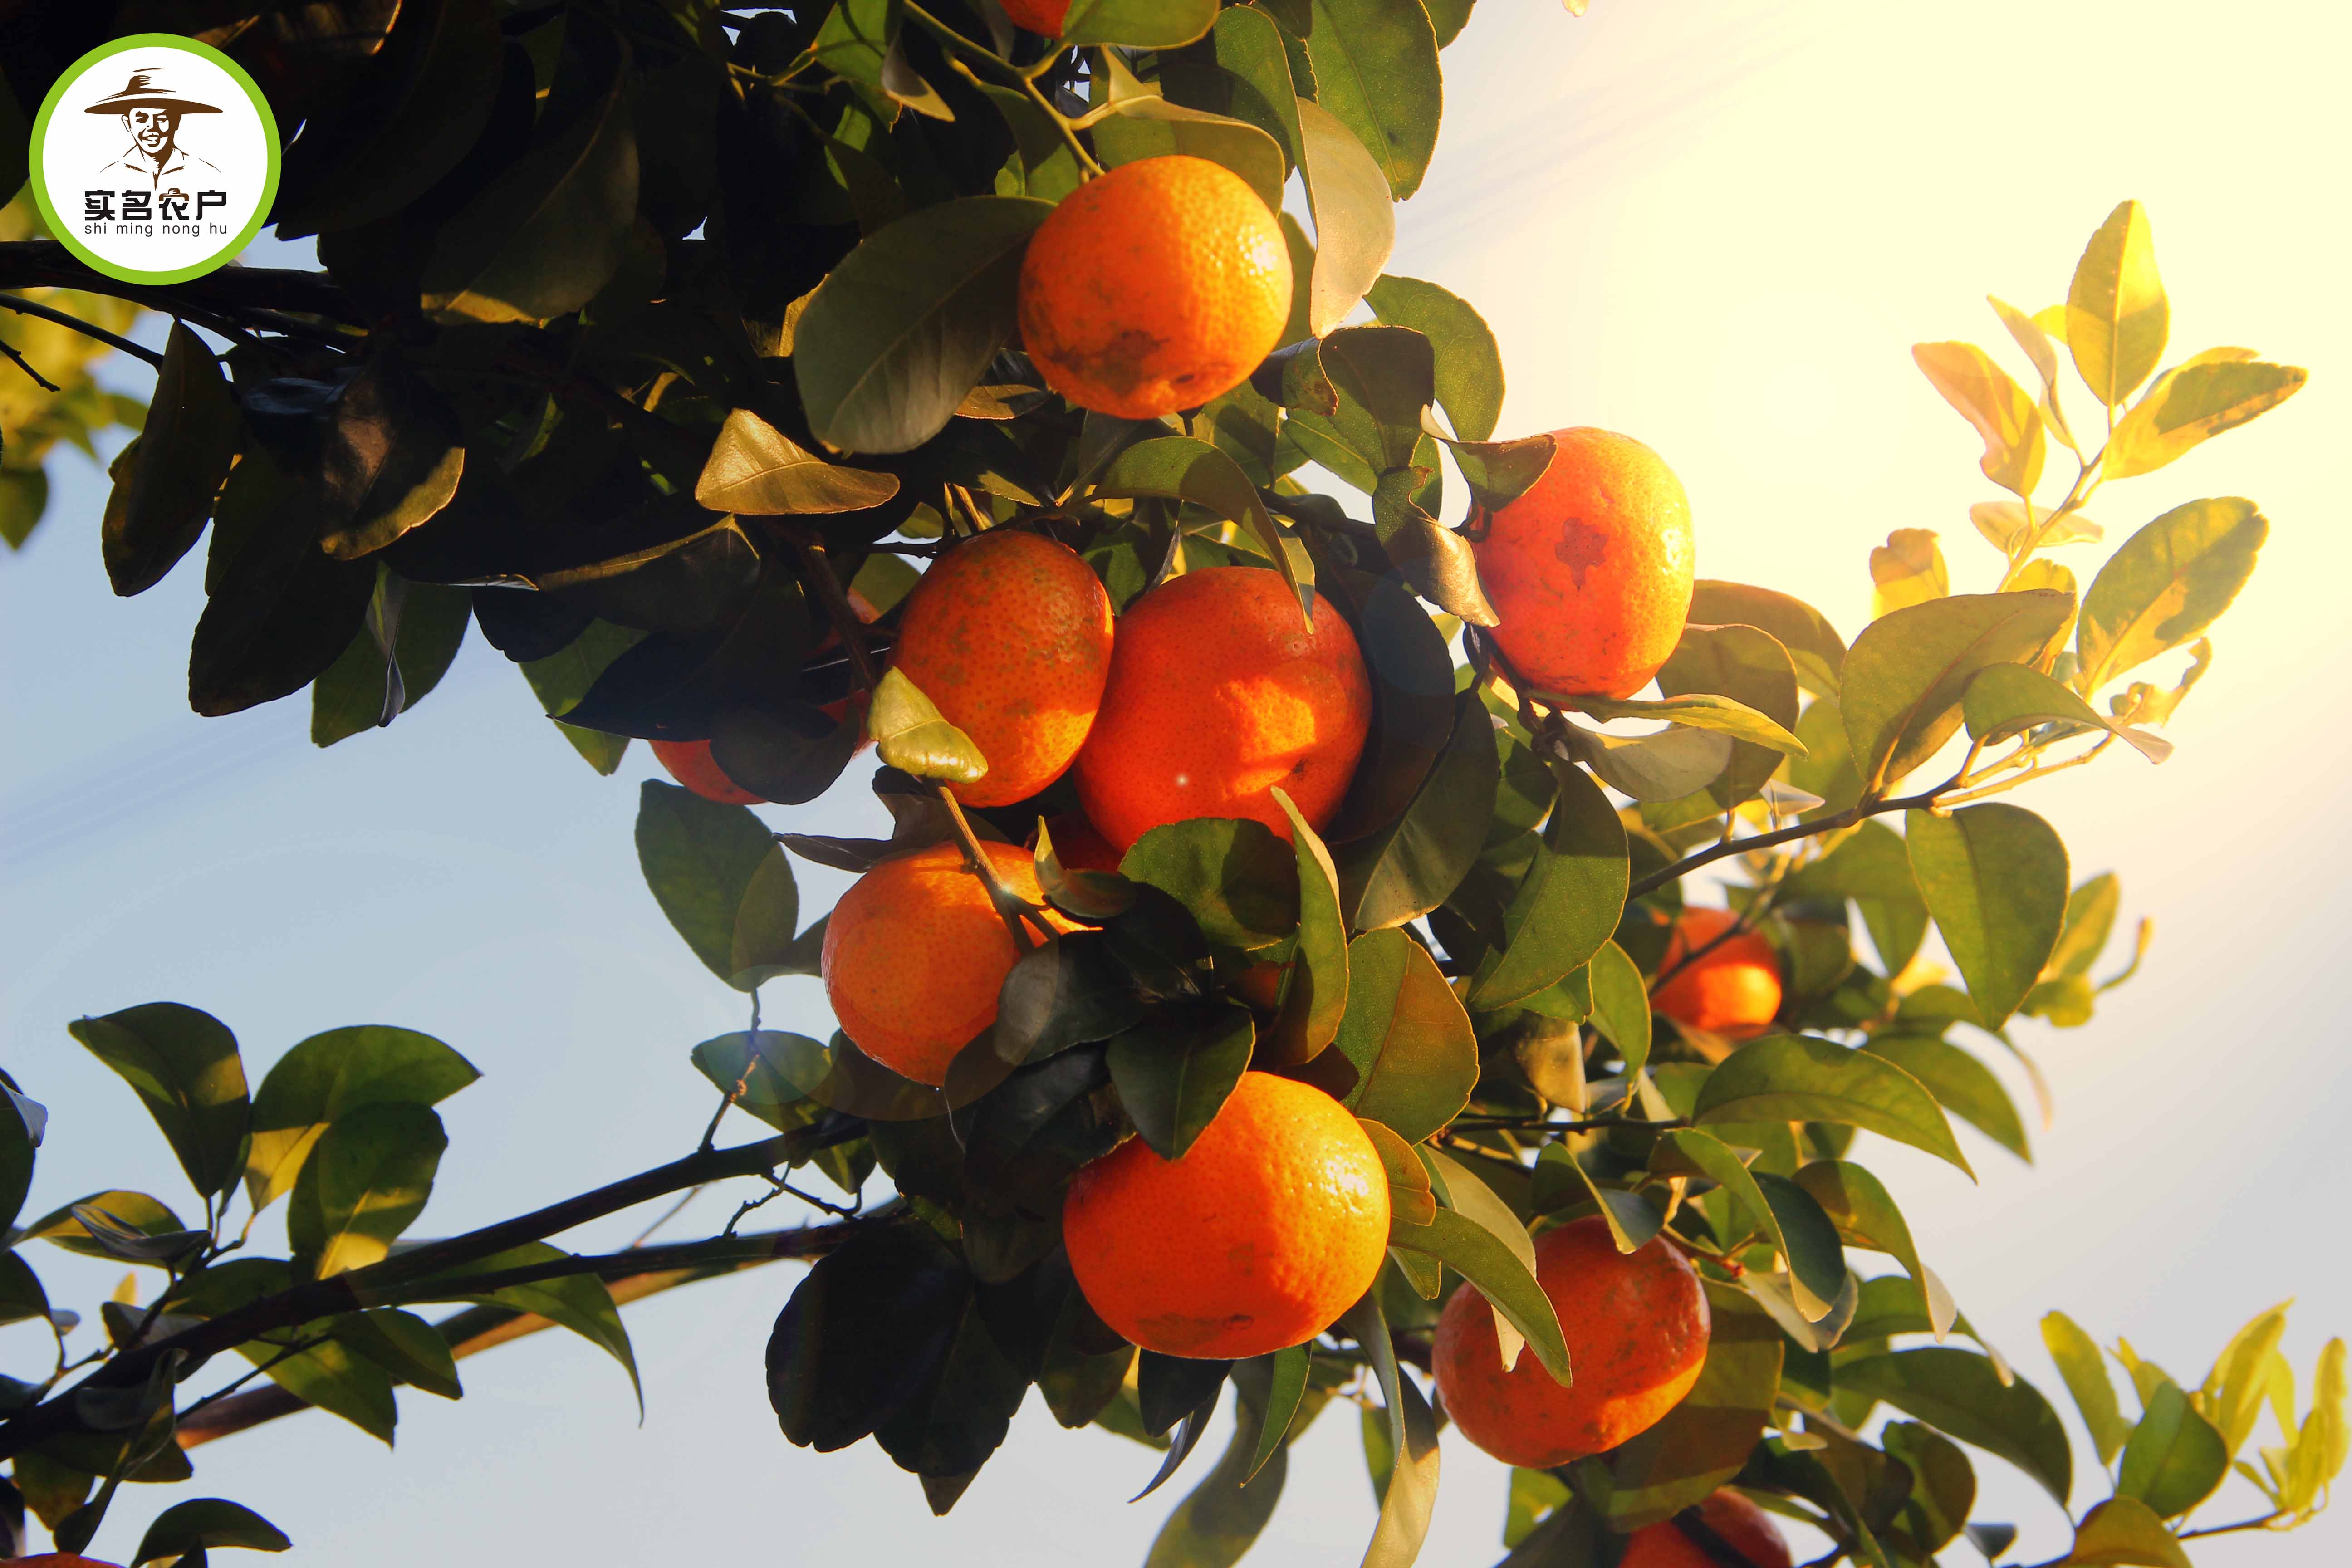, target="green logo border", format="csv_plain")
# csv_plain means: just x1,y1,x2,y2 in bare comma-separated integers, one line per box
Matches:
28,33,283,286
